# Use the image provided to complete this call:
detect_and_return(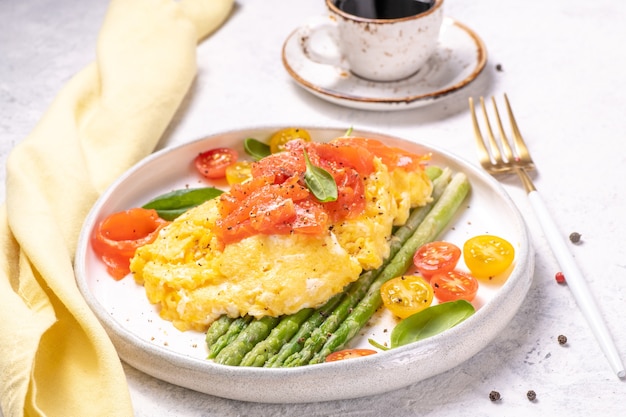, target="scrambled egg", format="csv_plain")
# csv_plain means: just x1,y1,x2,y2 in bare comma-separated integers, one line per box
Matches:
130,158,432,331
